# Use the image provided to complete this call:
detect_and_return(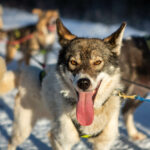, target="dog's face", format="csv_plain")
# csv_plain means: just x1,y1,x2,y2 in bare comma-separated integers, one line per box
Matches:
32,9,59,33
57,19,126,92
62,39,114,93
57,19,126,126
